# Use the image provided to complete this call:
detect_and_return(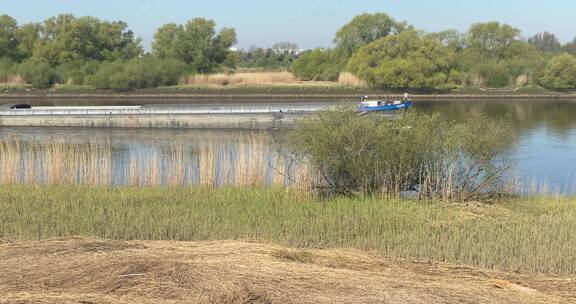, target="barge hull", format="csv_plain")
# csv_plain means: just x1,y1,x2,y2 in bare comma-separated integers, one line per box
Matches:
0,113,301,130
